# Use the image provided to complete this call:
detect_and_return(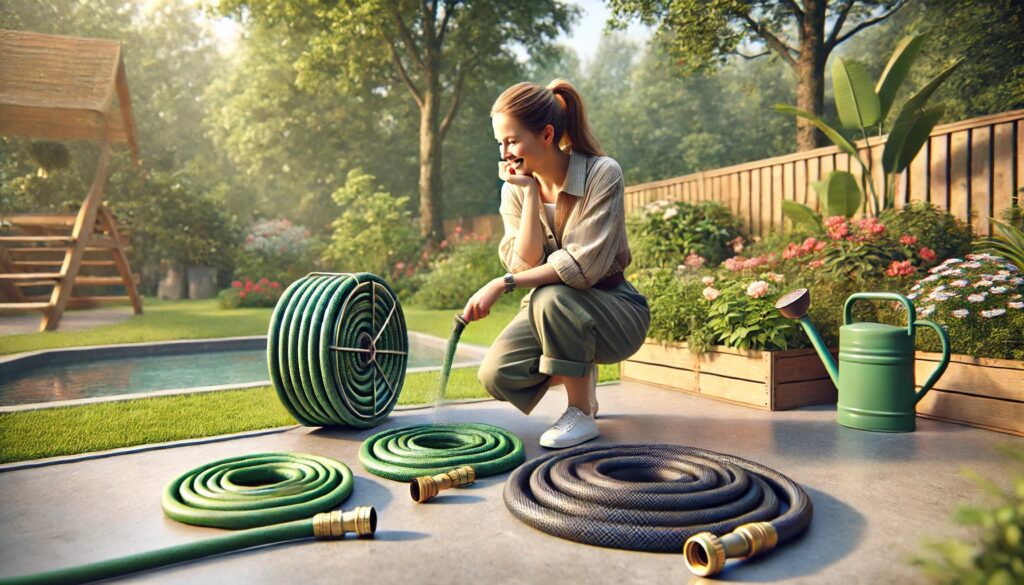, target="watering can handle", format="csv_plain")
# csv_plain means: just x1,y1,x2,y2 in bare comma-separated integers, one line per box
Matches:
913,319,951,405
843,292,916,336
